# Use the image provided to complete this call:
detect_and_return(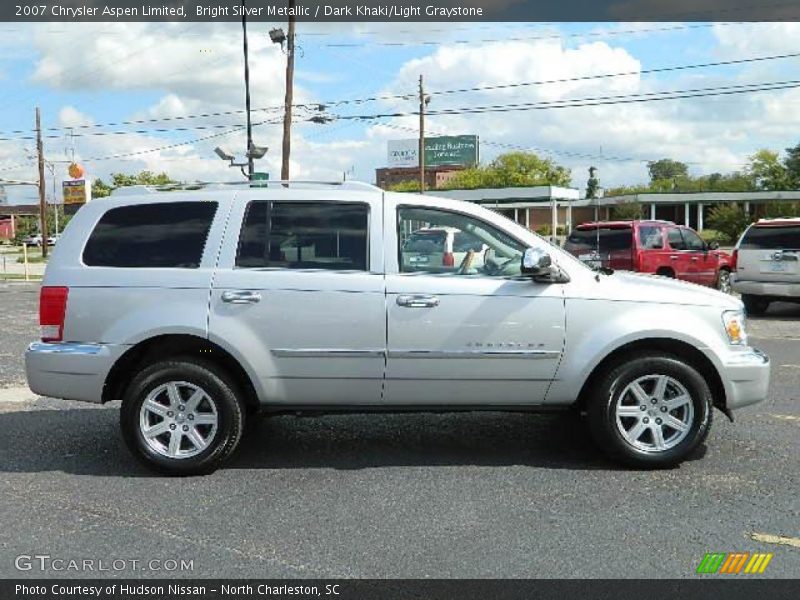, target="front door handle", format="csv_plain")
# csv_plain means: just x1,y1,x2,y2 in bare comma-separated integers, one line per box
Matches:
670,255,679,260
221,290,262,304
396,295,440,308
